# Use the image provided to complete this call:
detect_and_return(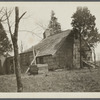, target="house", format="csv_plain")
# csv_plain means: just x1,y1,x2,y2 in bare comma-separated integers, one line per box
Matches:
0,53,11,74
4,56,14,74
4,29,93,74
21,29,93,71
3,50,34,74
